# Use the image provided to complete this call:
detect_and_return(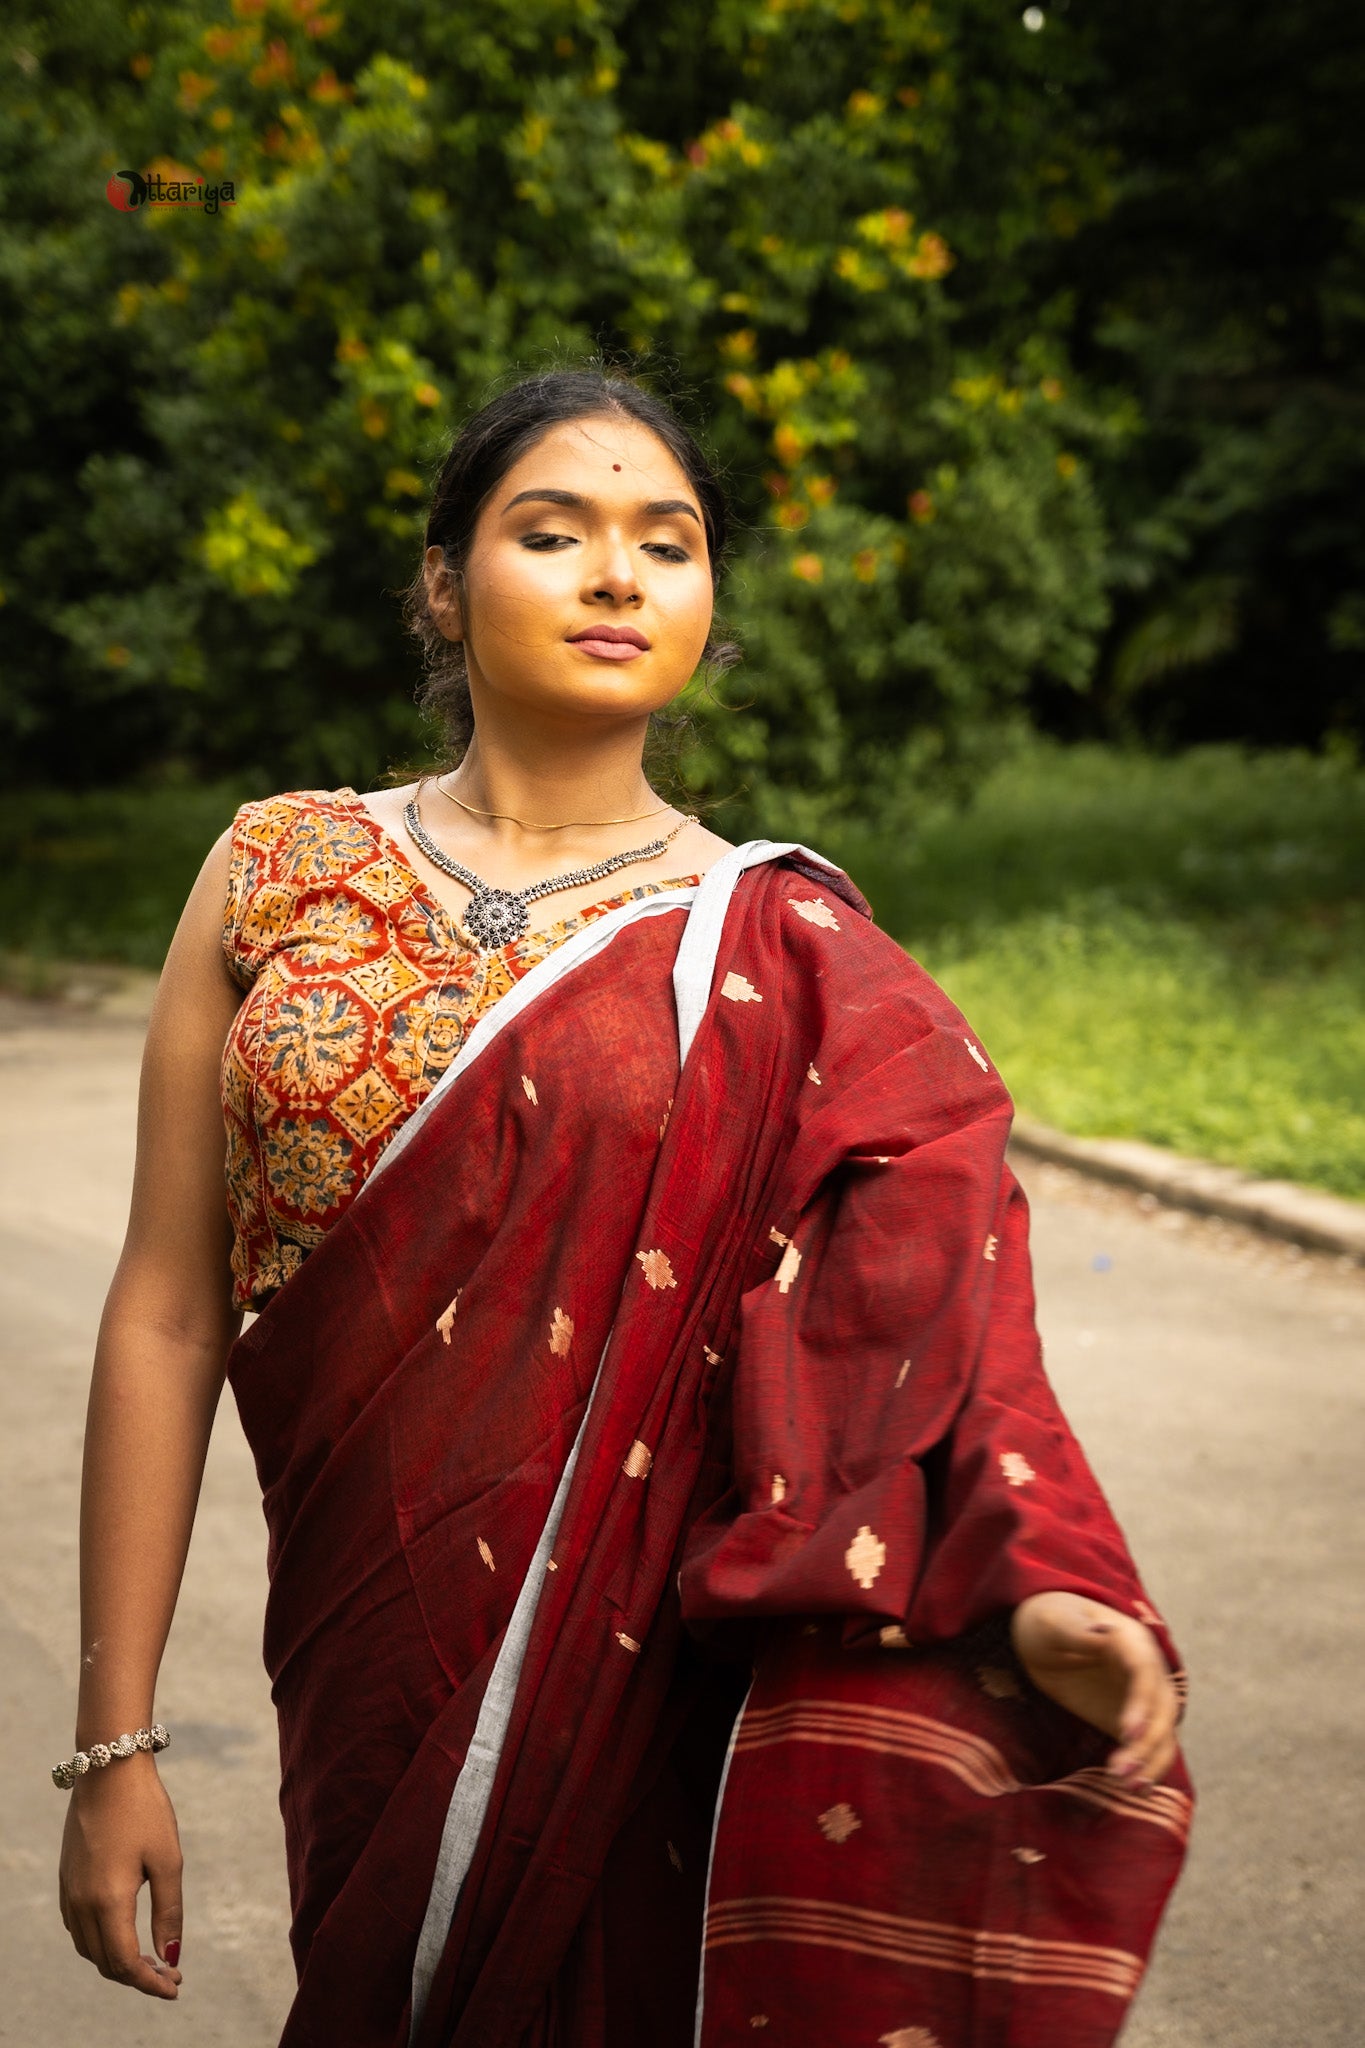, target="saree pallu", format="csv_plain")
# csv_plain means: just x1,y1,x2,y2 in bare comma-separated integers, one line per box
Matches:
227,842,1192,2048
